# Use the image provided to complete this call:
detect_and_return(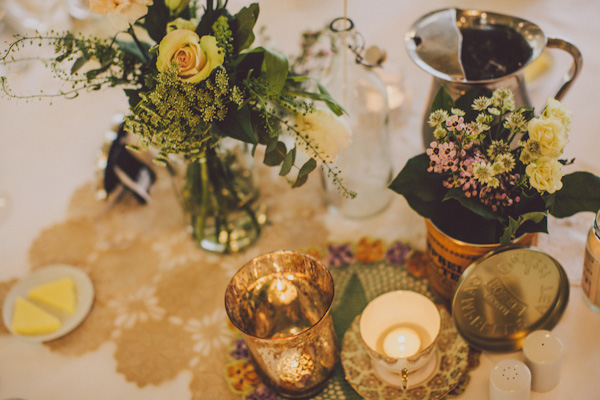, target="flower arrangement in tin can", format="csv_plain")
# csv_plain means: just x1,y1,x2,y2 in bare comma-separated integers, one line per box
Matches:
390,87,600,244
